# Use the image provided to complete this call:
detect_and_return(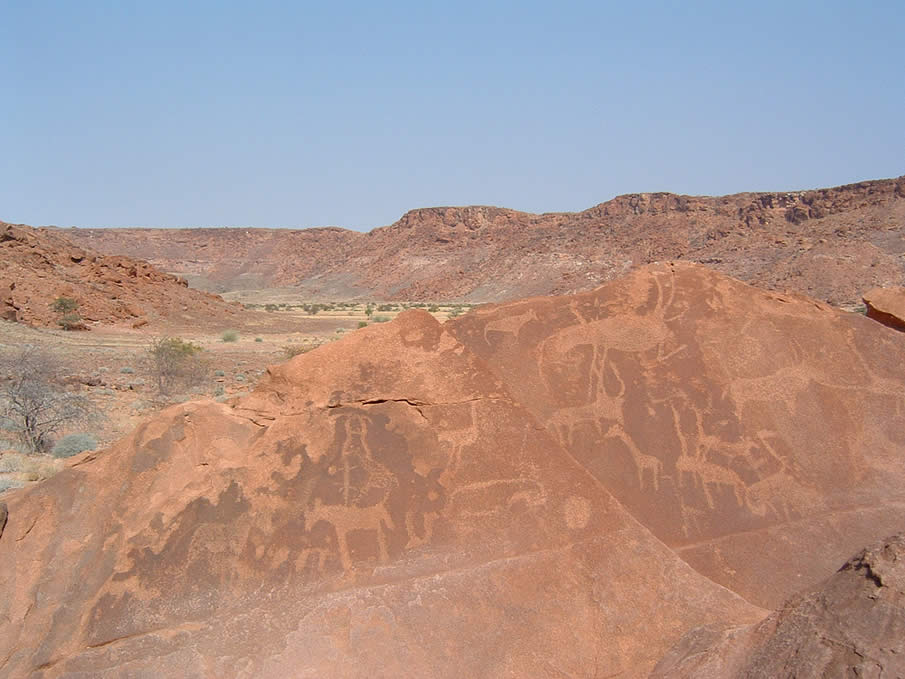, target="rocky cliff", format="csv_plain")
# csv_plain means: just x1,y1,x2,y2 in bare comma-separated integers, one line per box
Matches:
60,175,905,305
